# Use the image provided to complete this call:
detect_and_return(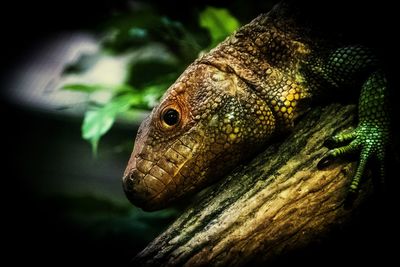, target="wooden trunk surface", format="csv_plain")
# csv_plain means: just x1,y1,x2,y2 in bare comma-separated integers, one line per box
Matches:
132,104,377,266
